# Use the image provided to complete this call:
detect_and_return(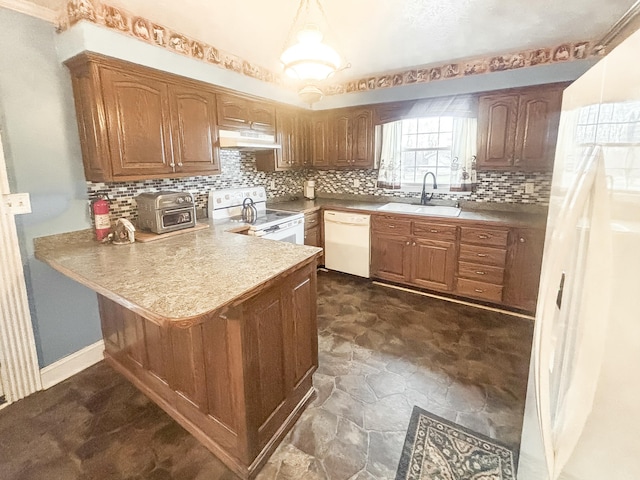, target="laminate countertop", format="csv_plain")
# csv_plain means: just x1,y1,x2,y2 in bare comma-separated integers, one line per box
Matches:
269,197,548,229
34,221,322,325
